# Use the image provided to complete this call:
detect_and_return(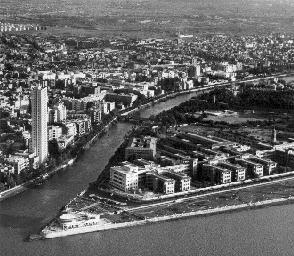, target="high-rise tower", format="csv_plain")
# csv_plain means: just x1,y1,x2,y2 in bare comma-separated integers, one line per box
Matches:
31,84,48,164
